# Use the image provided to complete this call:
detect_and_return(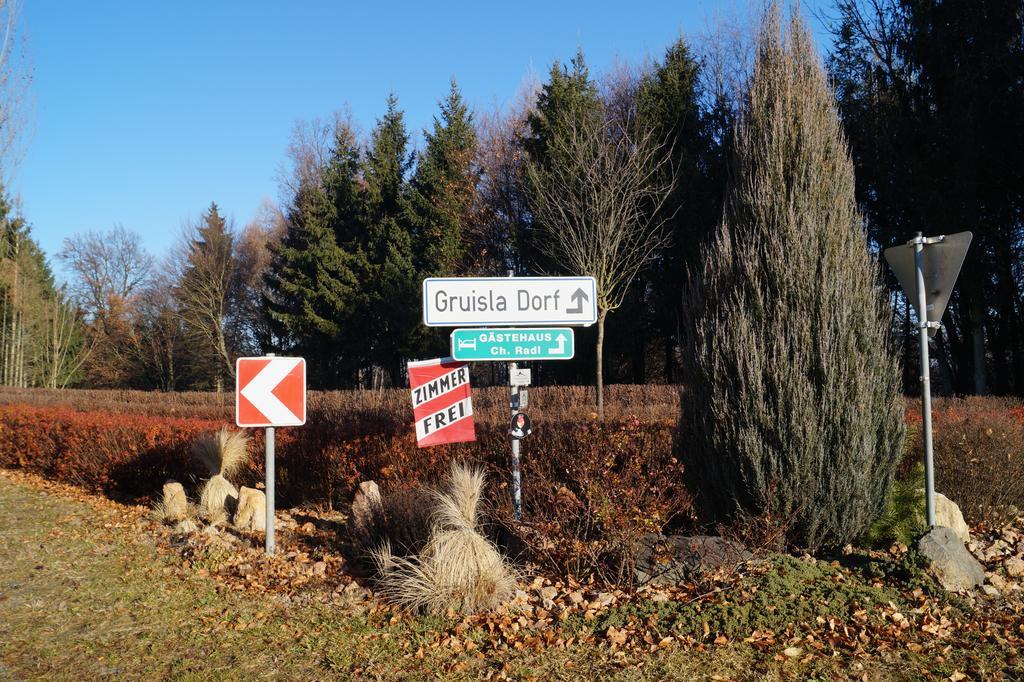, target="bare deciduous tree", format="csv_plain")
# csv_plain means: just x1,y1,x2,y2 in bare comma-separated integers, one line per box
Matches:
41,288,89,388
526,113,675,418
472,91,535,275
58,225,153,325
0,0,32,185
230,198,285,355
